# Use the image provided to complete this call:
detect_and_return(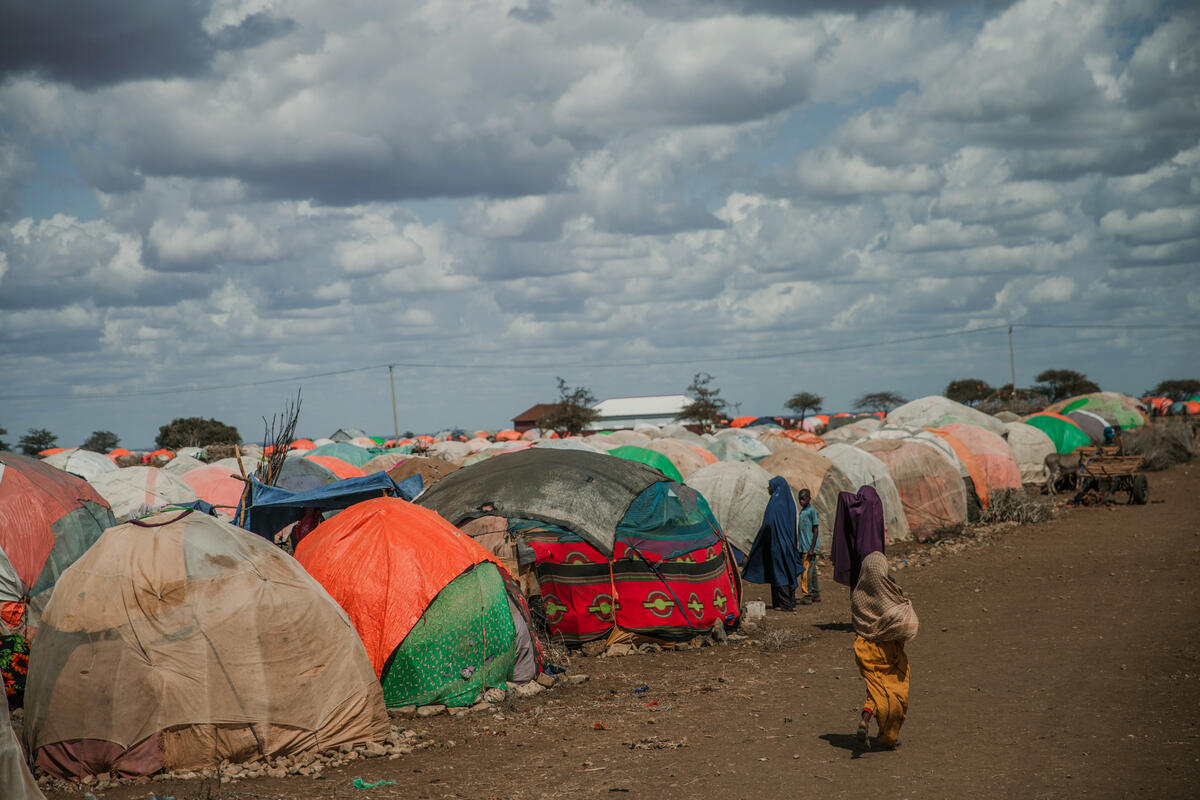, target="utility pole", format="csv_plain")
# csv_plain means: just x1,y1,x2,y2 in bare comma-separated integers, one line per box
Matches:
388,365,399,442
1009,326,1017,393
